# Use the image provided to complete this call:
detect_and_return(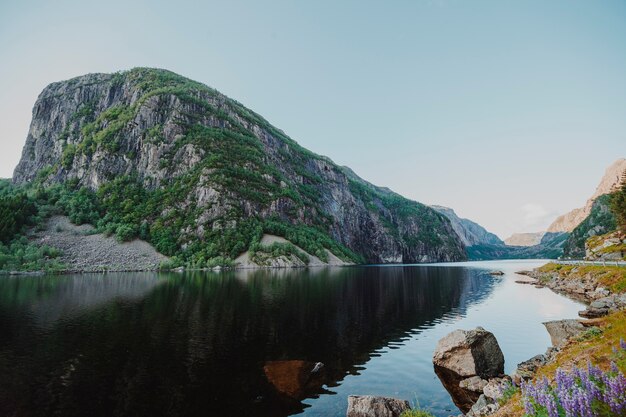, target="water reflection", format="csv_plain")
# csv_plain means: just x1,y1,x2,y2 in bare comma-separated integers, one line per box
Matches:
0,266,497,417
